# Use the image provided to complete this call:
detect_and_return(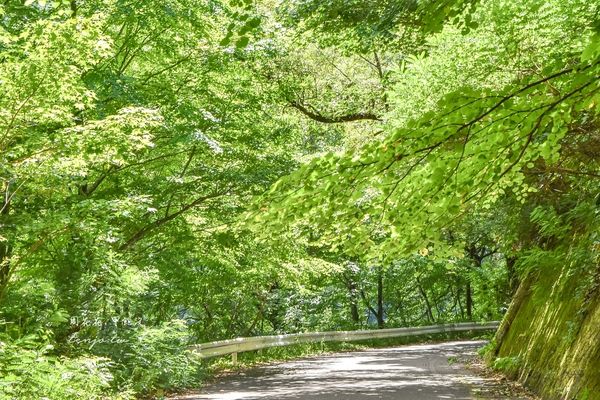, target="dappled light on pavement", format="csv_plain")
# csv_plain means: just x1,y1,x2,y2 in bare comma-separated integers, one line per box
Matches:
173,341,504,400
